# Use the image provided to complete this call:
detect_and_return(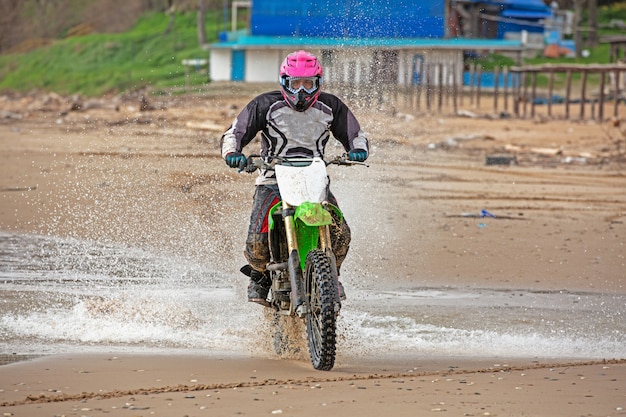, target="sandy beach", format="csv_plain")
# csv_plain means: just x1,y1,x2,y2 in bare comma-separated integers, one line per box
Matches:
1,85,625,416
1,354,624,416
